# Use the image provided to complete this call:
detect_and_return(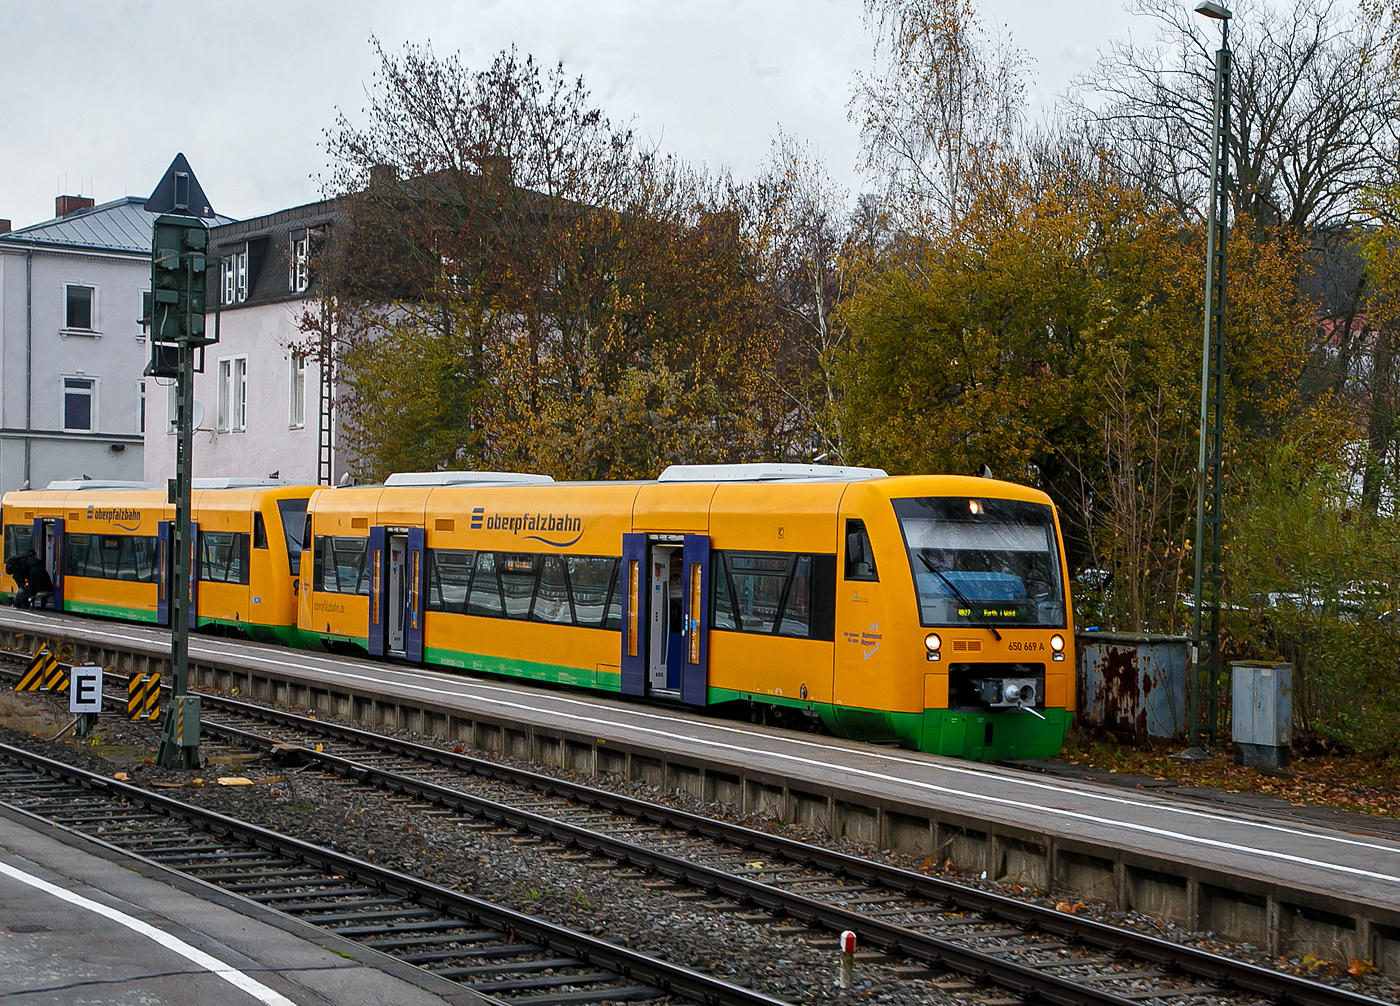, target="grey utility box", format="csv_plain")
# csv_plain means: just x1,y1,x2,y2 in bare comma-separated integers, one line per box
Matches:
1231,662,1292,768
1076,633,1189,745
